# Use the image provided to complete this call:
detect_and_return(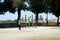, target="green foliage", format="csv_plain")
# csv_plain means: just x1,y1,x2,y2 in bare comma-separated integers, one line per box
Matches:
50,0,60,17
0,0,26,14
13,0,25,8
29,0,44,13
